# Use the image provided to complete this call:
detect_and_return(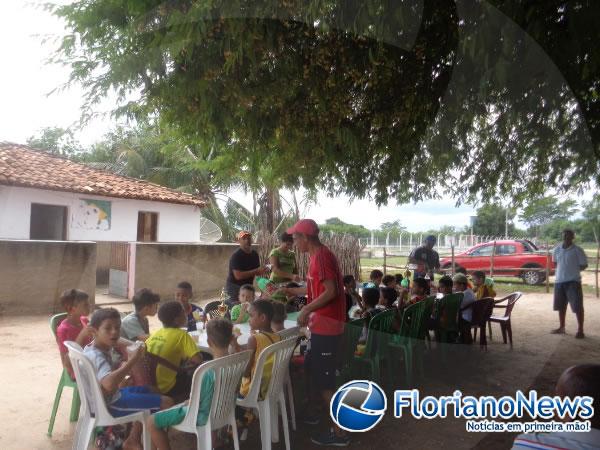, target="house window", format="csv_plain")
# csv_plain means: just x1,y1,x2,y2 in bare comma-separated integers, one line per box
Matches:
30,203,68,240
137,212,158,242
